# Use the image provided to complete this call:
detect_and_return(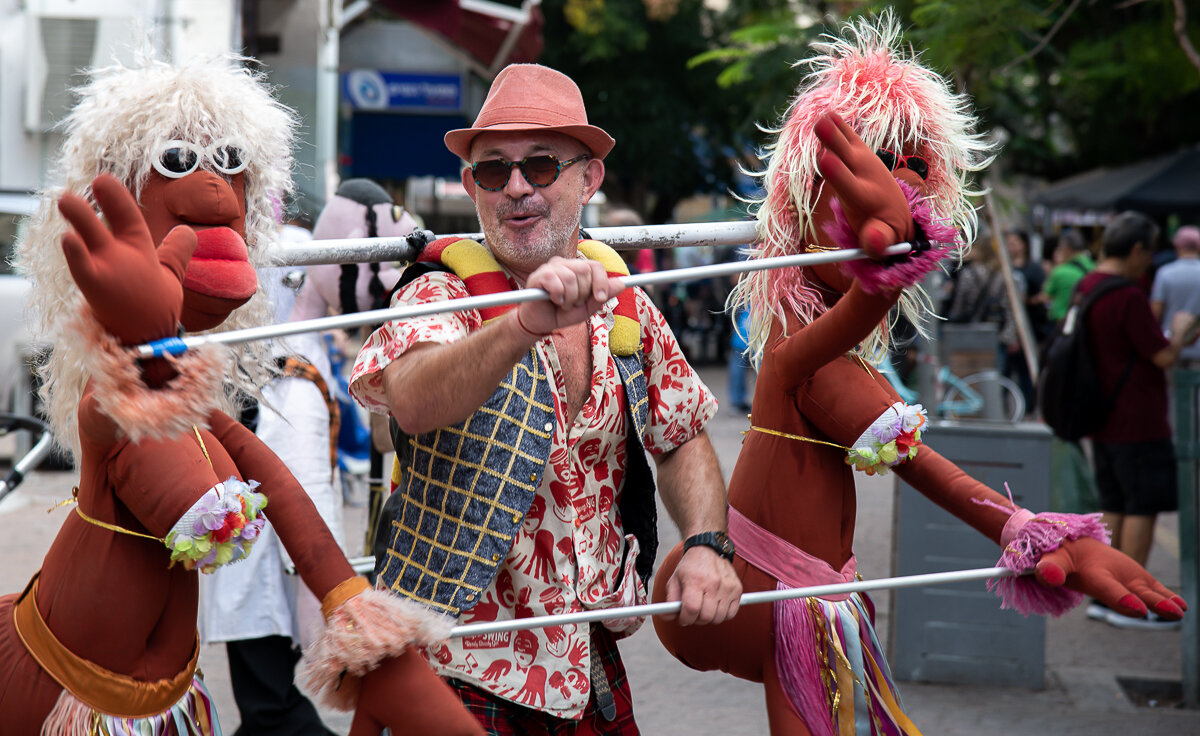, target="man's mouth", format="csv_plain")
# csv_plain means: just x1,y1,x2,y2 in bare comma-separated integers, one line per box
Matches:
181,226,257,300
504,212,543,228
